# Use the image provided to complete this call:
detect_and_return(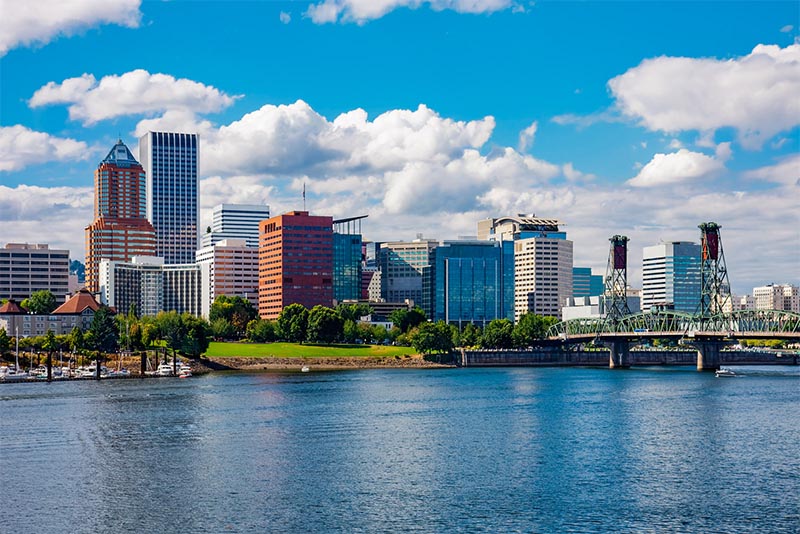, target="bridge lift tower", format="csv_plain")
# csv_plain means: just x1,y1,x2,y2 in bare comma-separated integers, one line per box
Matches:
603,235,631,323
697,222,732,320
